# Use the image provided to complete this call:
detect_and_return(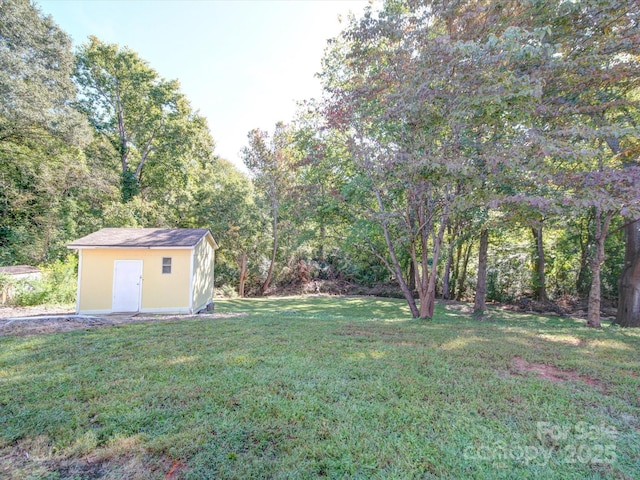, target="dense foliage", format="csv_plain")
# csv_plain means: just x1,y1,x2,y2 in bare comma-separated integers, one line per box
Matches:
1,0,638,327
315,0,639,325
